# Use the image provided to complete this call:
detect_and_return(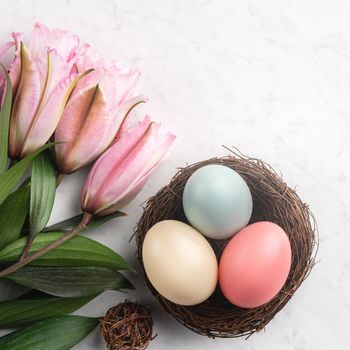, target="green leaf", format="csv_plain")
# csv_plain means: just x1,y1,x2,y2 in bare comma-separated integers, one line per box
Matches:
17,289,55,299
0,315,98,350
0,184,30,250
0,294,96,327
0,143,55,206
0,232,133,271
5,265,133,297
29,150,56,238
43,211,127,233
0,69,12,175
